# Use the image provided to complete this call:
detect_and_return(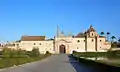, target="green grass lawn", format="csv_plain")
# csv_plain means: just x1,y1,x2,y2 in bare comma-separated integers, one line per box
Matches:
72,52,120,67
0,54,51,69
96,59,120,67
